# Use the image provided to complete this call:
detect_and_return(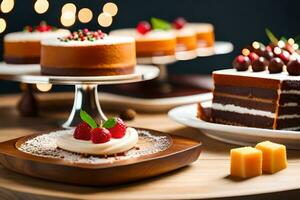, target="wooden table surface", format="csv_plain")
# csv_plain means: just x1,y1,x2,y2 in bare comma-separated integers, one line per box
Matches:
0,92,300,200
